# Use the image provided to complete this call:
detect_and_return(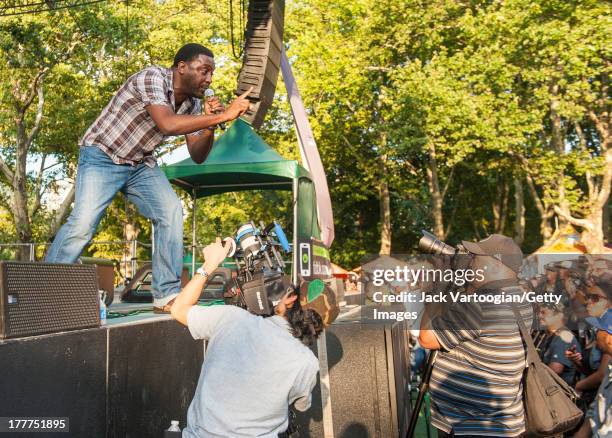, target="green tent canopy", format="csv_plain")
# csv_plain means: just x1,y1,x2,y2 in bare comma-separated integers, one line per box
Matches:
163,118,312,197
162,119,321,272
